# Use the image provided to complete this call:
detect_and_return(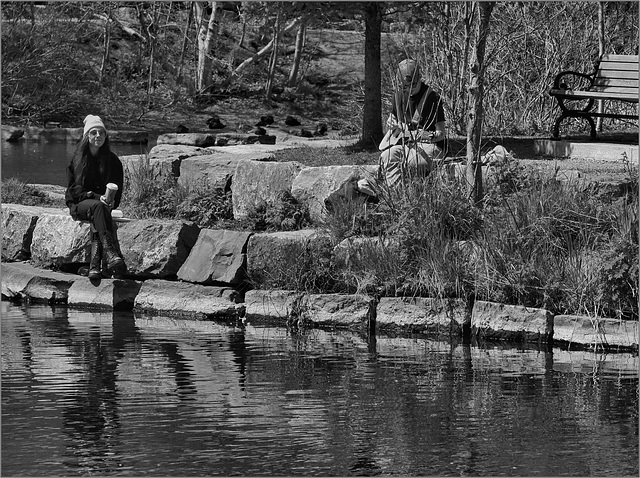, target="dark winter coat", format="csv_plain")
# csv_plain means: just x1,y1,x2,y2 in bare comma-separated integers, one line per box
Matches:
65,150,124,220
